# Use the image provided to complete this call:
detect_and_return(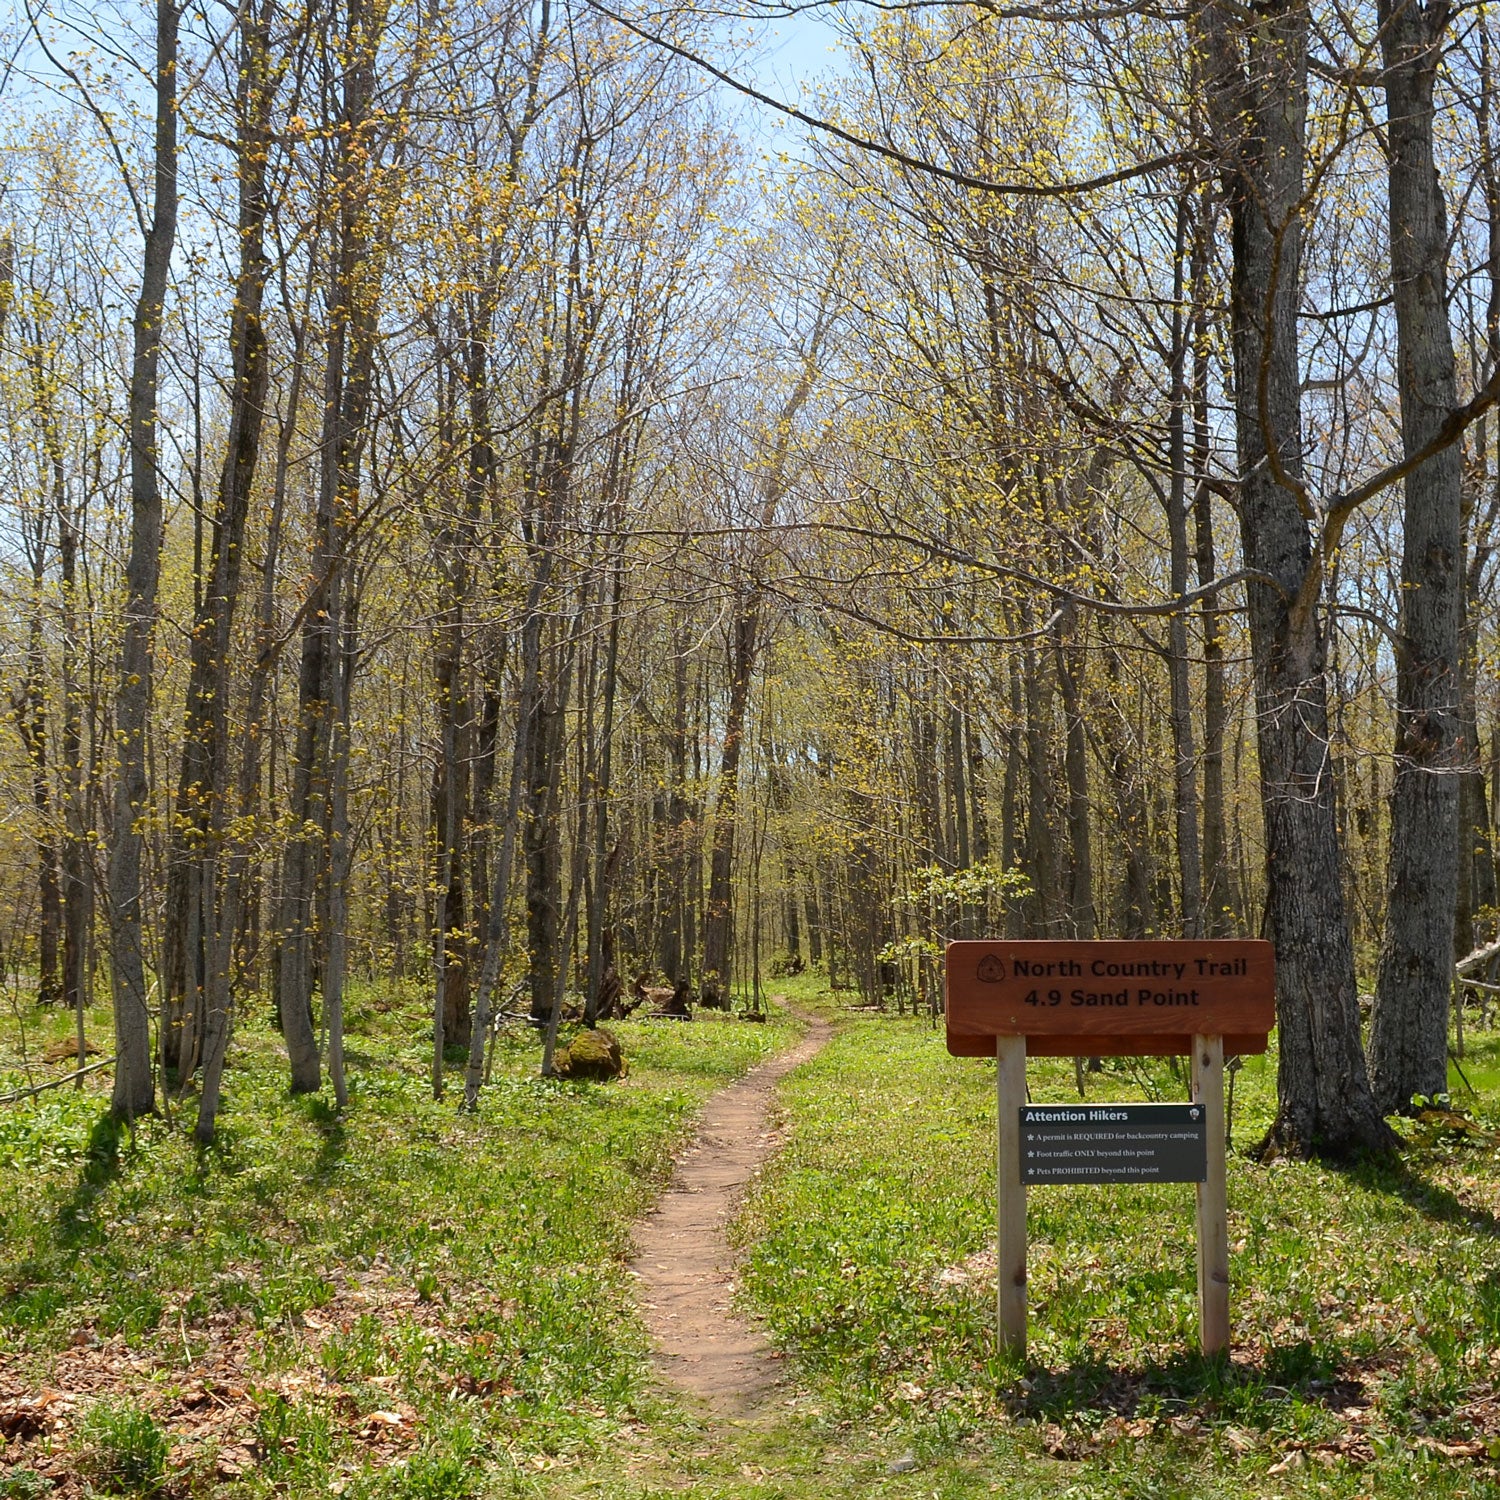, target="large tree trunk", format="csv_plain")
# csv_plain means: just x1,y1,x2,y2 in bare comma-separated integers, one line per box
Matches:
1367,0,1464,1112
1196,0,1392,1155
109,0,179,1120
195,285,301,1144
